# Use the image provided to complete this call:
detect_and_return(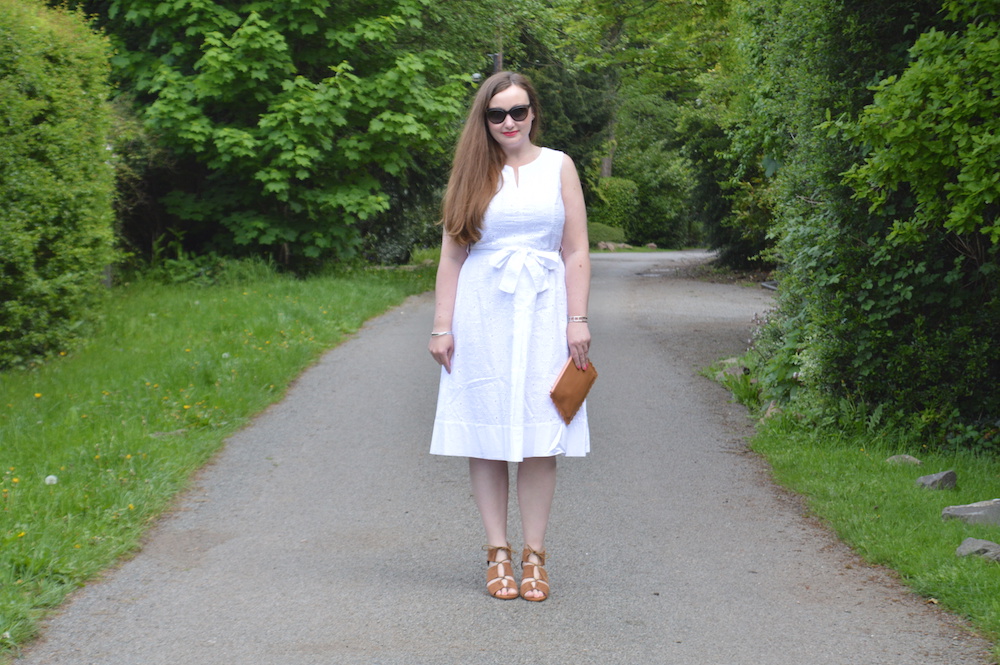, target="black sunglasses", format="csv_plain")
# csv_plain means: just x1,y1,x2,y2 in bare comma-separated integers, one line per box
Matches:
486,104,531,124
